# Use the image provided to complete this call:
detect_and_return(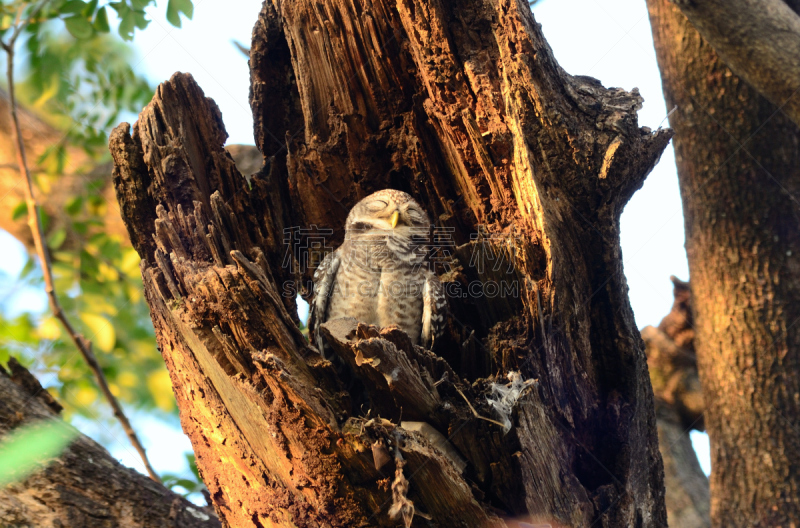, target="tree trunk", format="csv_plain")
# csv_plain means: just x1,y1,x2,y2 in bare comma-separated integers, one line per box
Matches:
109,1,671,526
0,357,220,528
665,0,800,129
647,1,800,525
